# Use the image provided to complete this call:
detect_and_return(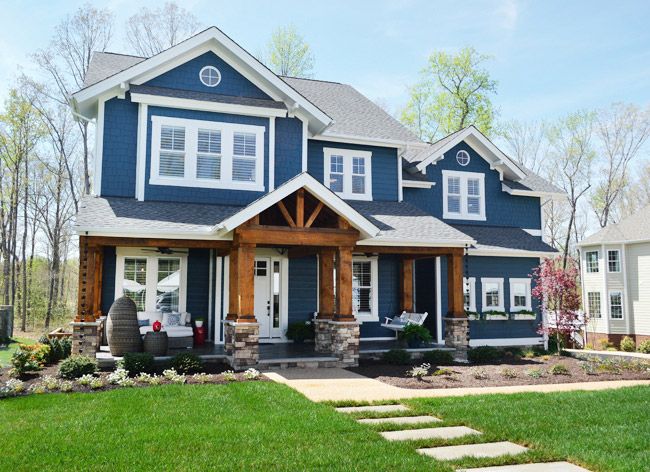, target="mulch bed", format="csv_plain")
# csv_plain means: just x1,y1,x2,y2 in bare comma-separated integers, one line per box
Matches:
348,355,650,389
